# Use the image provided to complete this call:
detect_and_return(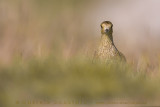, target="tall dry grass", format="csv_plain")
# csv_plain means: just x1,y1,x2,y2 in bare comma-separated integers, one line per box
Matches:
0,0,160,107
